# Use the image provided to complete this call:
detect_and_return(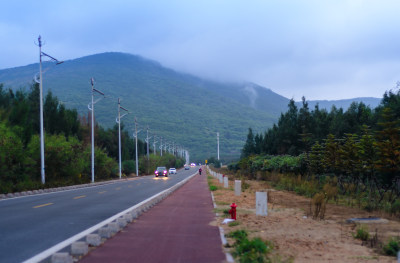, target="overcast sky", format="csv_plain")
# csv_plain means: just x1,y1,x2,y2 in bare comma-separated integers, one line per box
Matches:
1,0,400,100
